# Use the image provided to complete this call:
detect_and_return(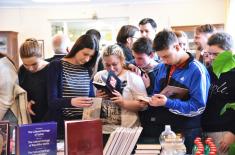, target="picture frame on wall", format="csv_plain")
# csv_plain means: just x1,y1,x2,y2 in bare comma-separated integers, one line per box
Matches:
37,40,45,58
